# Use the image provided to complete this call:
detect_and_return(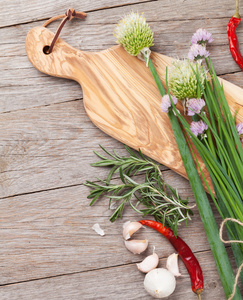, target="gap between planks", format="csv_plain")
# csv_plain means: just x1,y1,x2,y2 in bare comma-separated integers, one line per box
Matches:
0,98,83,115
0,15,233,30
0,247,217,288
0,0,158,29
0,167,171,201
